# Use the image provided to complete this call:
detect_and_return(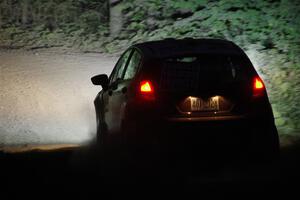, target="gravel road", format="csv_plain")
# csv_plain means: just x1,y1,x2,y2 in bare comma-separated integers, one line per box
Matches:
0,49,117,146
